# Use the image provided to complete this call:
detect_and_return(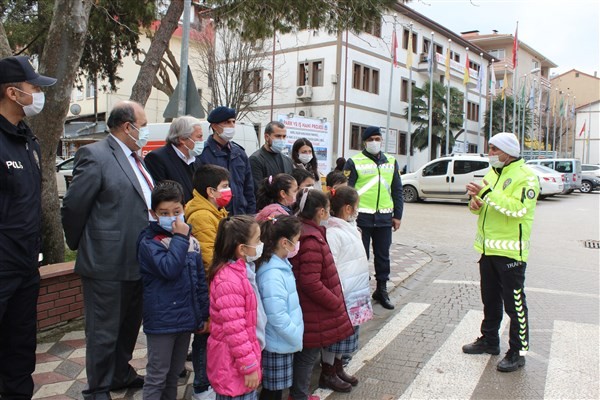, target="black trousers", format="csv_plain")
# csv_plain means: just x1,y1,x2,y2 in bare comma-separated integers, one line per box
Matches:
359,226,392,282
81,278,143,400
0,270,40,400
479,255,529,354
